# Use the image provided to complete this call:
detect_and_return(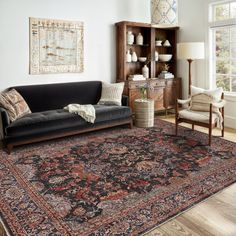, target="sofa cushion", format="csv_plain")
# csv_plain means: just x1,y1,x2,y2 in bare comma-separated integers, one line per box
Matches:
12,81,102,113
5,105,131,136
0,89,31,122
